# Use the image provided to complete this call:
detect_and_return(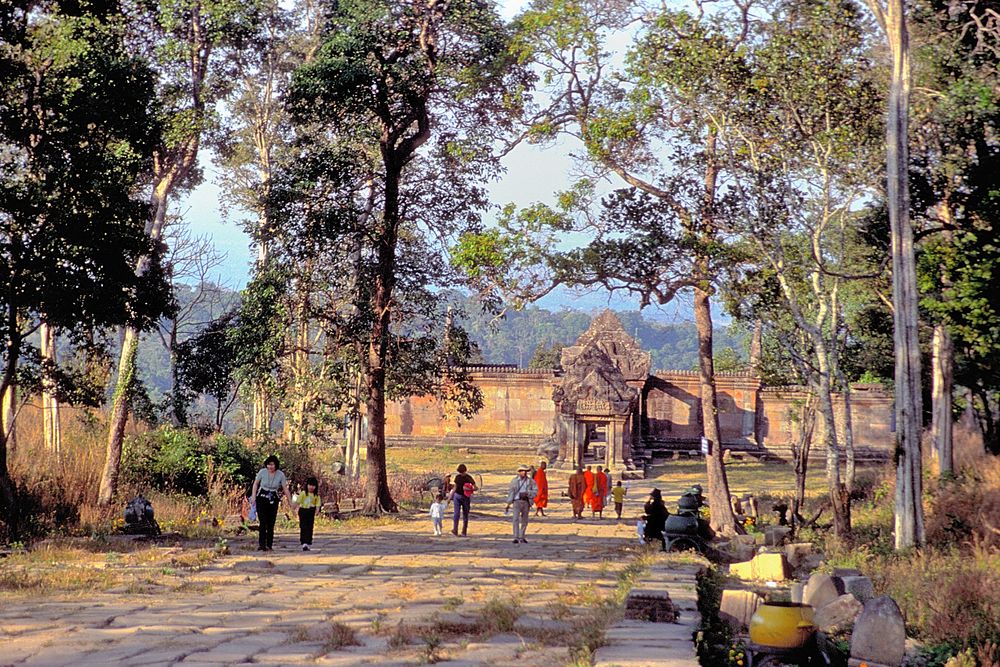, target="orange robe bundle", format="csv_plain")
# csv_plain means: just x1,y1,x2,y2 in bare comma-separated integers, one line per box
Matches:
583,469,596,507
592,470,608,512
534,468,549,509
